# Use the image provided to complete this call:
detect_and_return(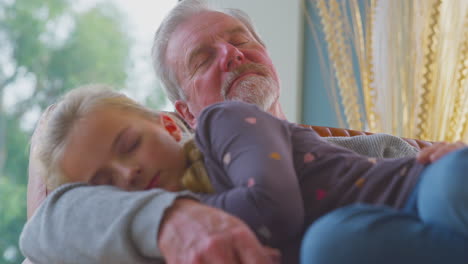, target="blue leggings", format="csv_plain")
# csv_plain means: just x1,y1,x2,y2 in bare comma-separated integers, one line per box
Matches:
301,148,468,264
